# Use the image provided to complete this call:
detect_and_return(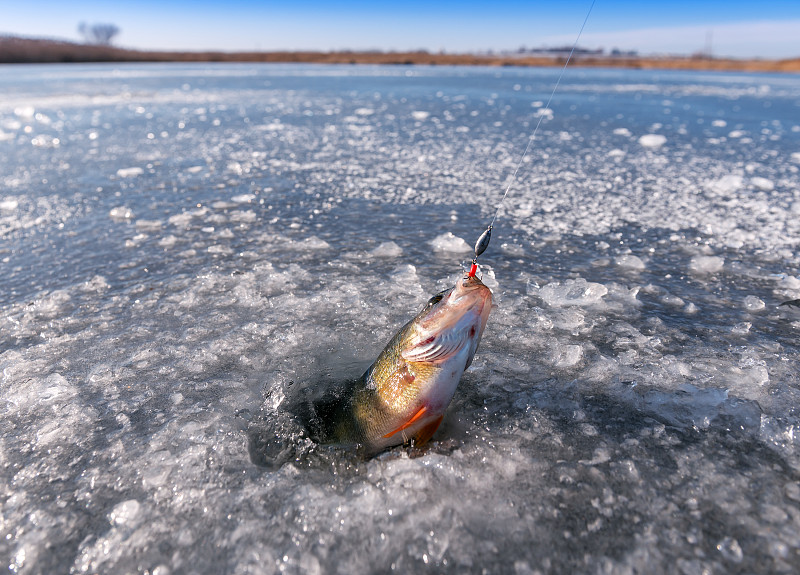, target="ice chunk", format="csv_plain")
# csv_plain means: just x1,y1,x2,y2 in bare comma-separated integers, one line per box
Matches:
109,207,133,220
717,537,743,563
731,322,751,334
81,275,110,293
711,119,727,127
429,232,470,253
638,134,666,148
229,210,257,223
30,290,72,320
158,235,178,248
31,135,60,148
760,415,799,459
168,212,195,227
706,174,743,195
661,294,685,307
743,295,765,311
135,219,162,232
689,255,724,274
14,105,35,118
109,500,142,527
0,198,19,211
615,254,645,270
116,167,144,178
536,278,608,307
613,128,631,136
750,177,774,191
411,111,430,120
370,241,403,258
550,308,585,331
300,236,331,250
641,384,728,430
550,343,583,368
791,152,800,163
